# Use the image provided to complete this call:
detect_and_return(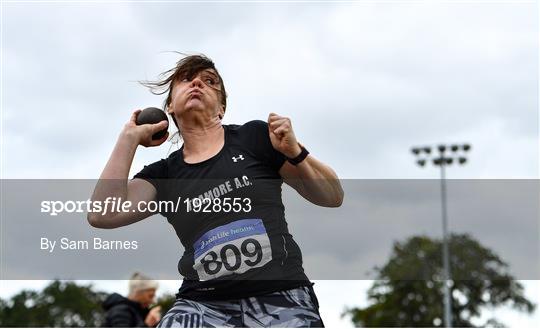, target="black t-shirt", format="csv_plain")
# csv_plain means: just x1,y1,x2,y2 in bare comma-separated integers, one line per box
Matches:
133,120,310,300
